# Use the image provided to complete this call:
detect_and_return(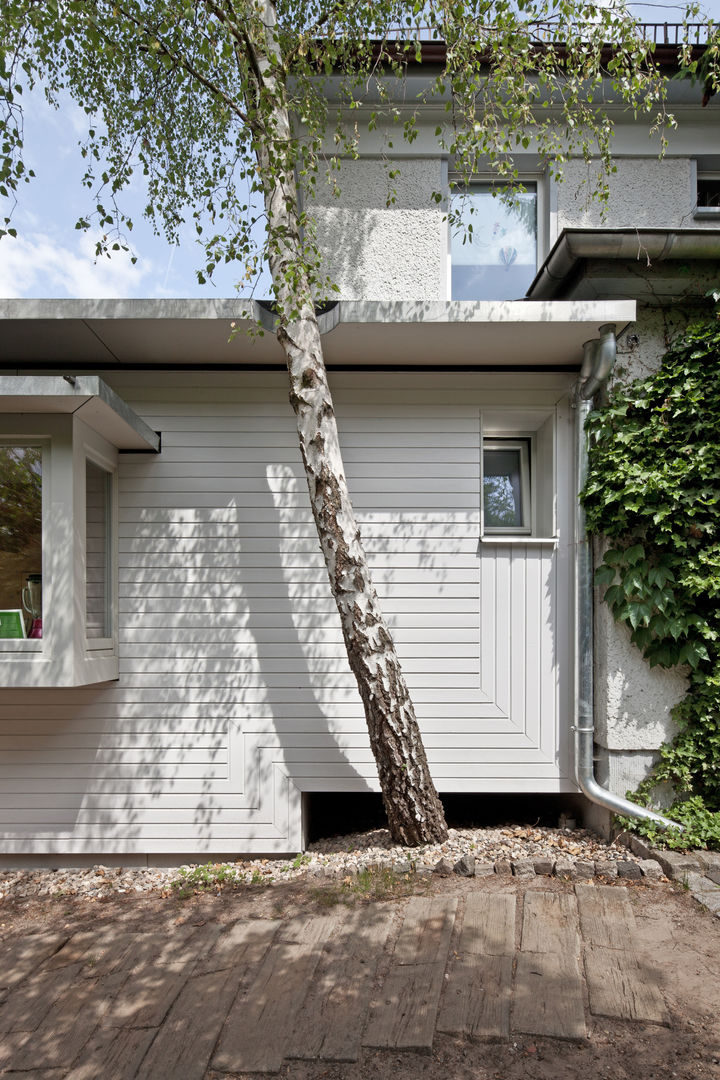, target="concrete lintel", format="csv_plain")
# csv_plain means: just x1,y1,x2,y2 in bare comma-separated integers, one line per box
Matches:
0,374,160,451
